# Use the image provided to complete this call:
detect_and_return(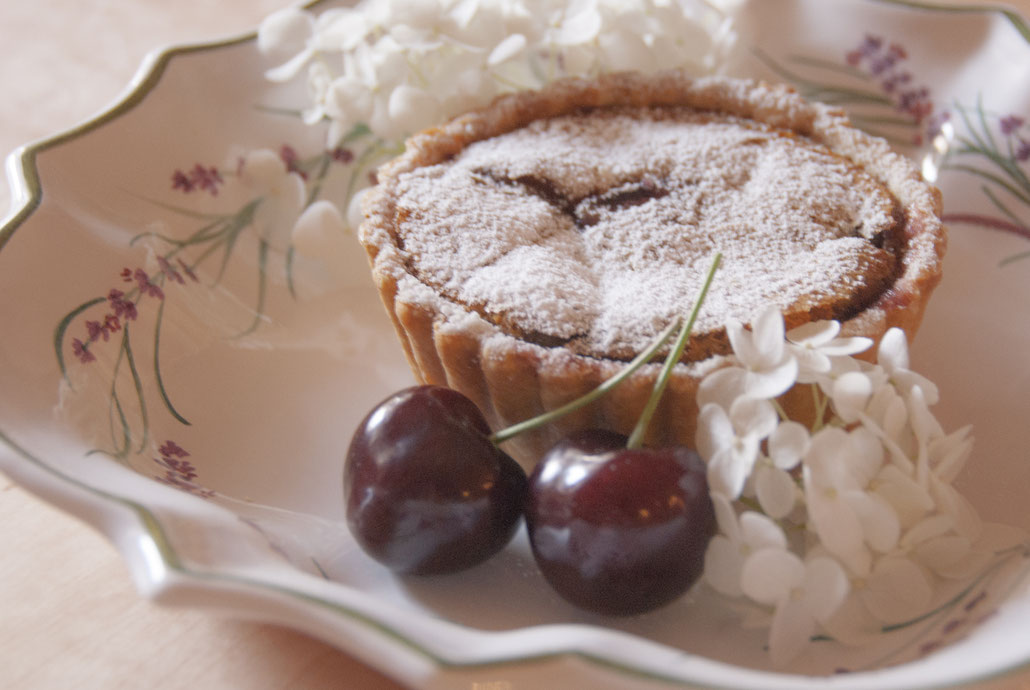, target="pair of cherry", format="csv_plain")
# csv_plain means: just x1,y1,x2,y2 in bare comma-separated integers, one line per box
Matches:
344,384,714,616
